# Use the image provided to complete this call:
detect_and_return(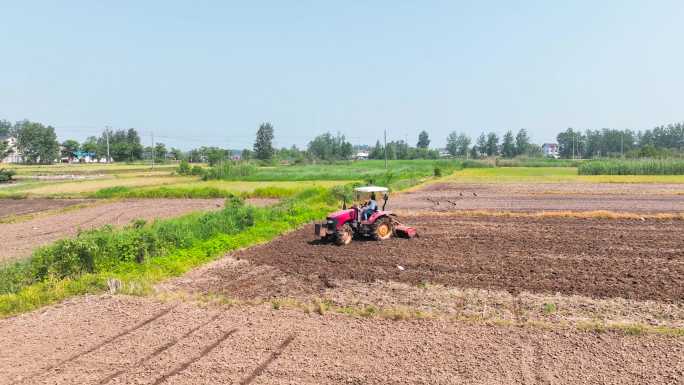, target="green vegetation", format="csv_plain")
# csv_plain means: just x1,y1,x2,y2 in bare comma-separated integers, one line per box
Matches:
200,159,489,184
0,188,336,317
496,157,583,168
578,159,684,175
202,162,257,180
0,168,16,182
91,184,299,199
447,166,684,183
